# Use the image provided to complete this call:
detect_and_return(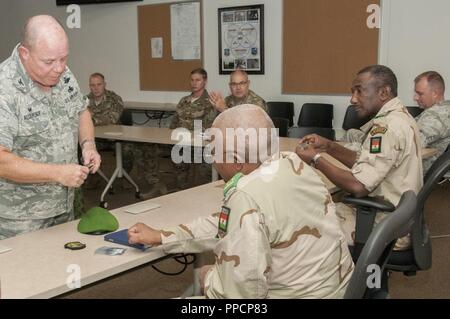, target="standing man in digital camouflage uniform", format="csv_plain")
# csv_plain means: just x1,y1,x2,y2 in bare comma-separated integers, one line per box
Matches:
413,71,450,174
296,65,423,250
209,69,267,113
0,15,101,239
168,68,217,190
128,104,353,298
